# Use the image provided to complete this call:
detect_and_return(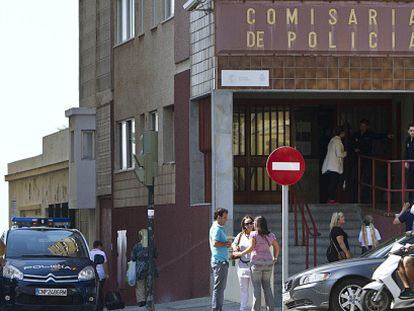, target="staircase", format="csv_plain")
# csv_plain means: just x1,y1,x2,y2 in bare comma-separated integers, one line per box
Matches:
234,203,363,306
